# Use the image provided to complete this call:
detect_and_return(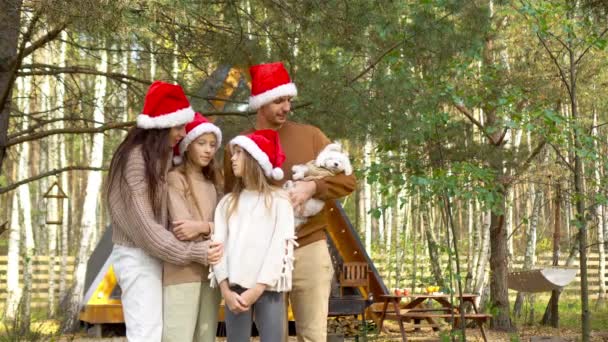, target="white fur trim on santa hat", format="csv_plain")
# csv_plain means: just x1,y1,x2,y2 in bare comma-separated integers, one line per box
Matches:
136,106,195,129
176,123,223,163
248,83,297,111
173,155,183,165
230,135,284,180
